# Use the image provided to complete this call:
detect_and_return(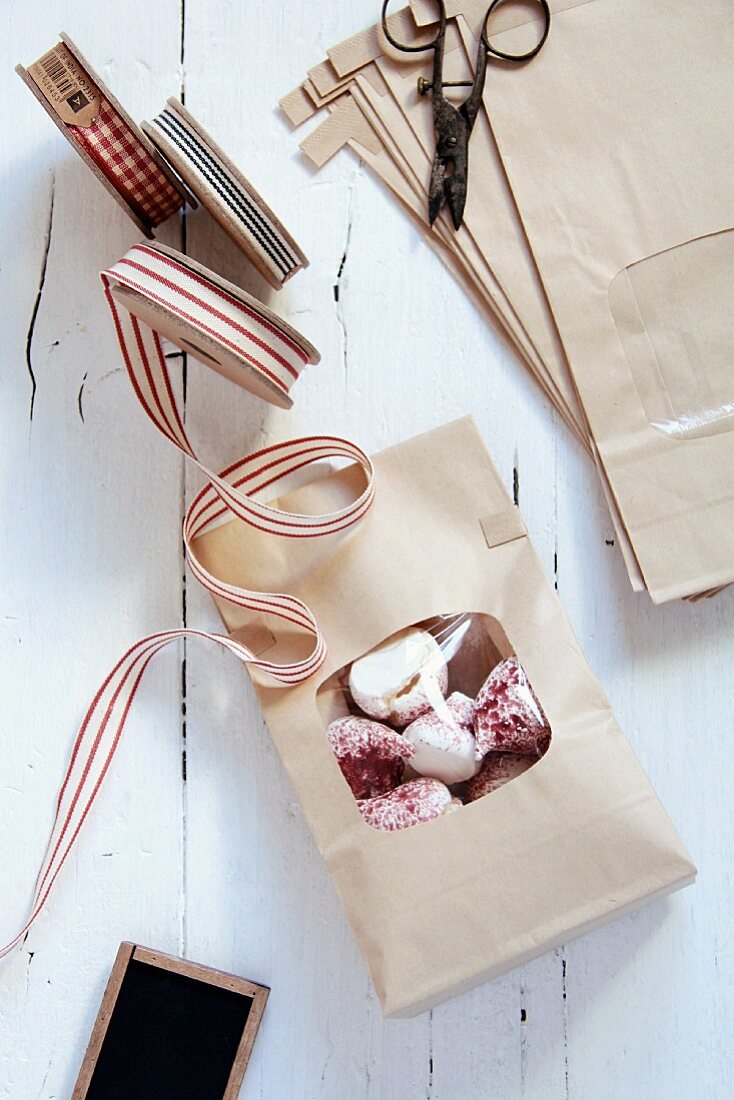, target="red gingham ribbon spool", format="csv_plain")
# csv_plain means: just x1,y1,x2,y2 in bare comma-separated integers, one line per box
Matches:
0,252,373,959
68,98,183,227
17,35,186,236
